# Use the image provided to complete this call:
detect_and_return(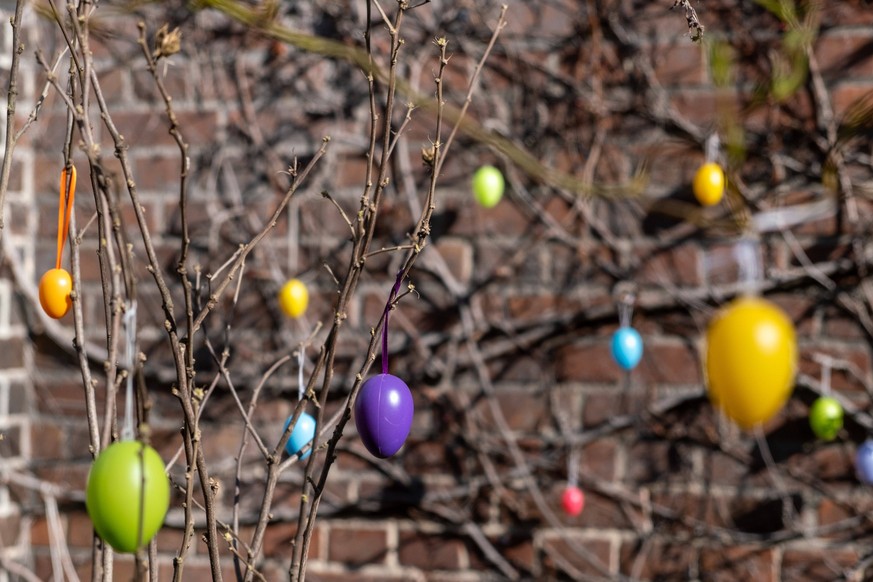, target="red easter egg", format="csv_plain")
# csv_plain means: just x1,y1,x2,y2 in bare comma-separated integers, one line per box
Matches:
561,486,585,517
